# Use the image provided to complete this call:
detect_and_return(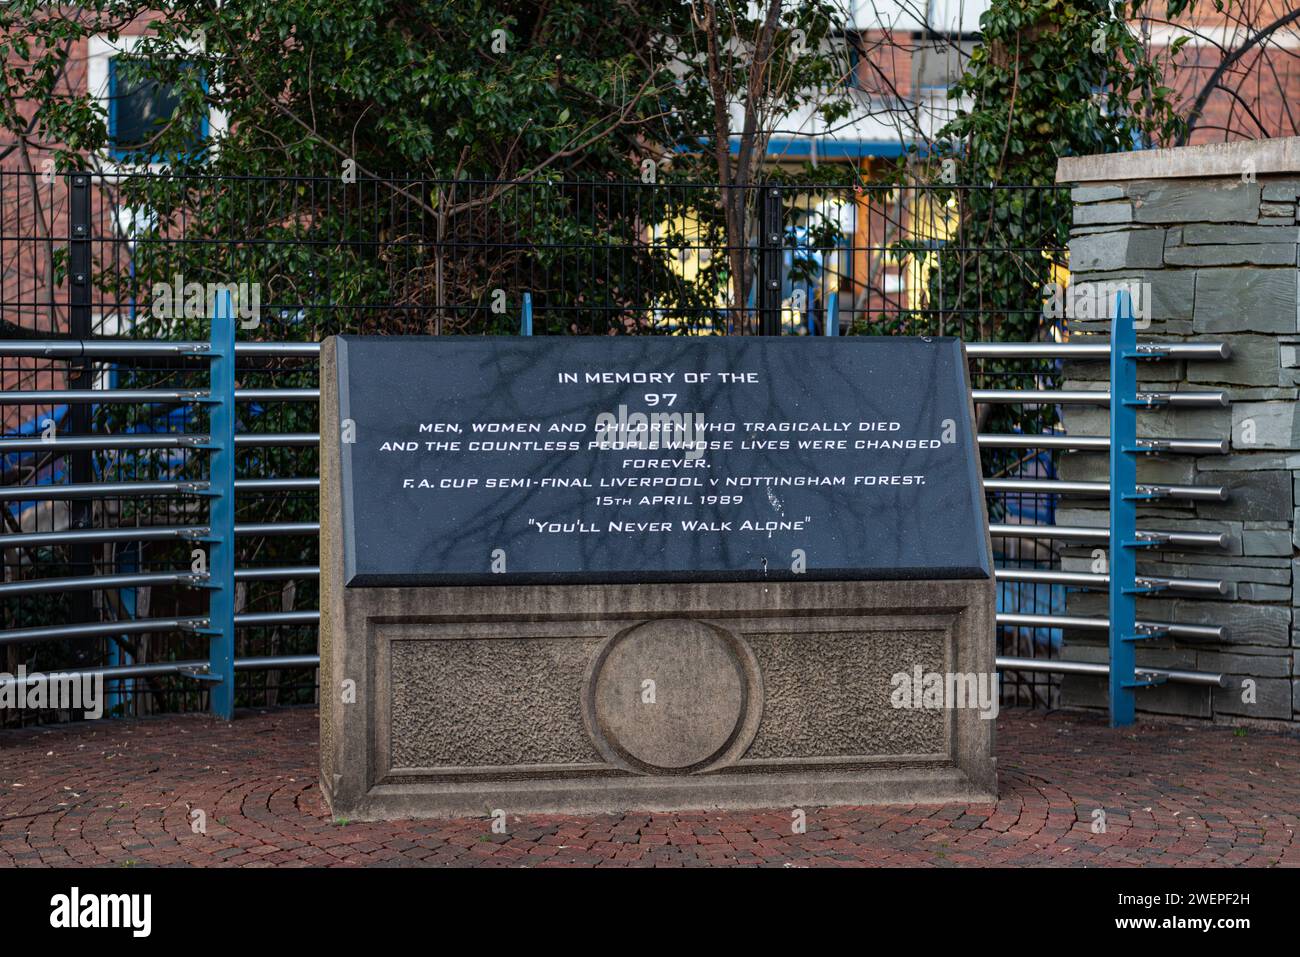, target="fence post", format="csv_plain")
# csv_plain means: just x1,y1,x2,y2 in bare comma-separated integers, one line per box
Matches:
1108,290,1138,727
758,186,783,336
521,292,533,336
207,291,237,719
67,173,93,624
824,290,839,337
